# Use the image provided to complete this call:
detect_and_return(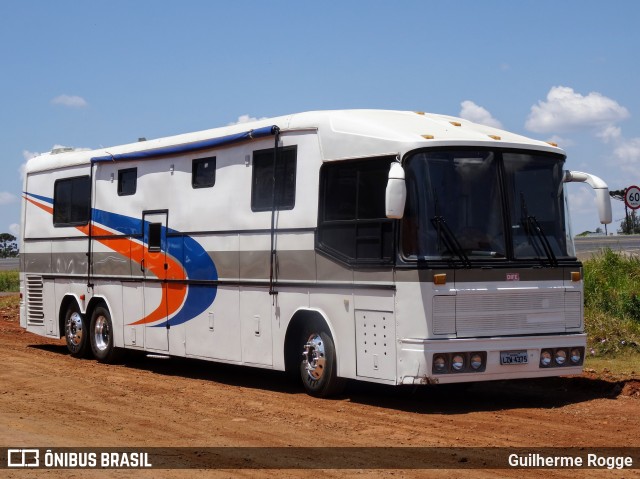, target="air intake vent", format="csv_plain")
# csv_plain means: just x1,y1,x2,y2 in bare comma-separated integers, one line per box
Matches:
26,275,44,325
